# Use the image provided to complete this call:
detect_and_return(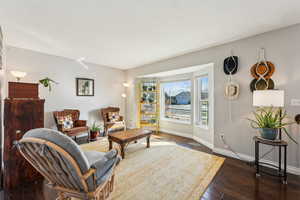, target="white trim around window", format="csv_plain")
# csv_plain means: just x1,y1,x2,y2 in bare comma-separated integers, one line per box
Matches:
195,74,209,129
193,65,214,131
